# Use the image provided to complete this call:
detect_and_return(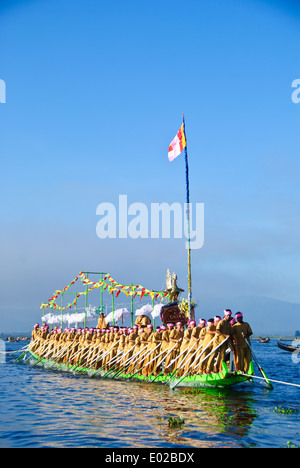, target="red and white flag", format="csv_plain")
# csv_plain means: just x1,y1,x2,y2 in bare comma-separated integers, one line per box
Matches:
168,123,187,162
